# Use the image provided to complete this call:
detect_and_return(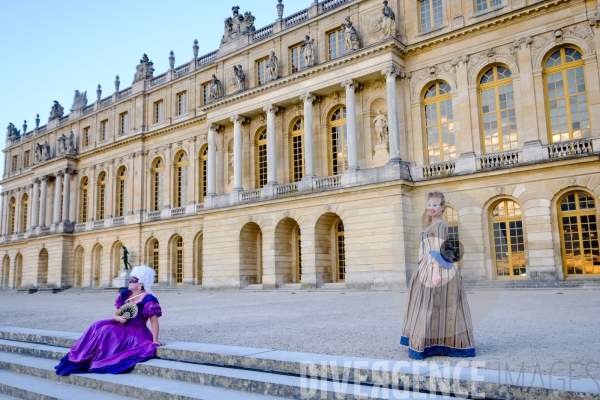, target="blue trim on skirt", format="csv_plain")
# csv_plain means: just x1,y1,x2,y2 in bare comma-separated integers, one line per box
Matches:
400,335,475,360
